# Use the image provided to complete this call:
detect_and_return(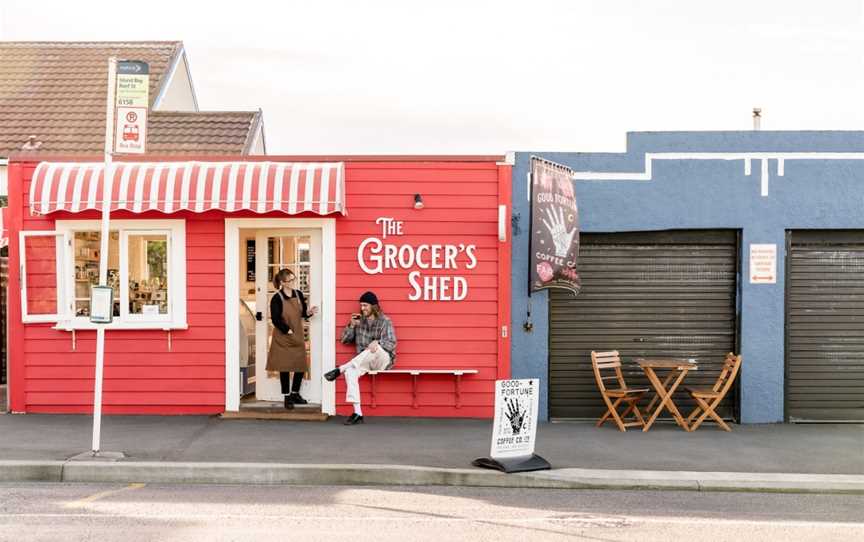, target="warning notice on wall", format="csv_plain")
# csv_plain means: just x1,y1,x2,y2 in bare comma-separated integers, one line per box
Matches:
490,379,539,459
750,243,777,284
